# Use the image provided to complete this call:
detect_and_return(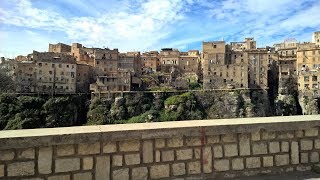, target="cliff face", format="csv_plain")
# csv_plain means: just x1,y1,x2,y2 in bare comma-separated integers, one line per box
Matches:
86,90,273,125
